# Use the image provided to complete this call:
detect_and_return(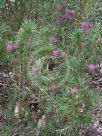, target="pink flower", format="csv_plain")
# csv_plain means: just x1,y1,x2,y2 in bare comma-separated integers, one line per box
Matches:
6,42,14,52
71,88,79,94
88,64,96,72
52,50,58,57
80,22,93,29
64,9,75,20
56,3,63,11
32,67,40,73
6,41,19,52
61,51,66,57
